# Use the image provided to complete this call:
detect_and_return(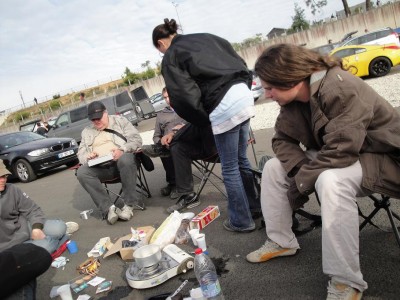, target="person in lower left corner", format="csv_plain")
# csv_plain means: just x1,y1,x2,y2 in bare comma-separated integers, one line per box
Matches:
0,160,69,255
0,243,52,299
